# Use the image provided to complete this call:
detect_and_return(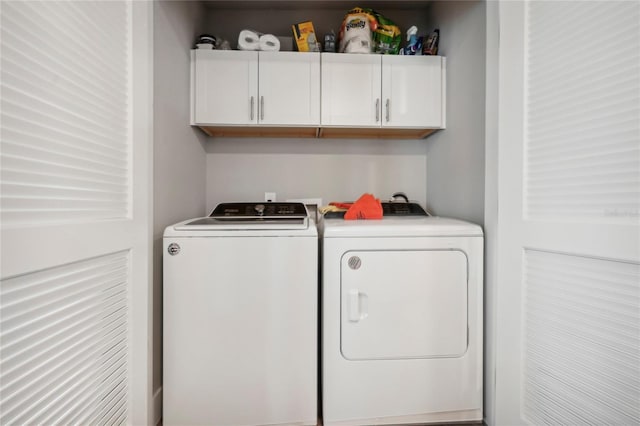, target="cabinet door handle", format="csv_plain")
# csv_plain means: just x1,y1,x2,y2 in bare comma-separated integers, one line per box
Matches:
385,99,390,122
375,98,380,122
250,96,255,121
260,96,264,121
